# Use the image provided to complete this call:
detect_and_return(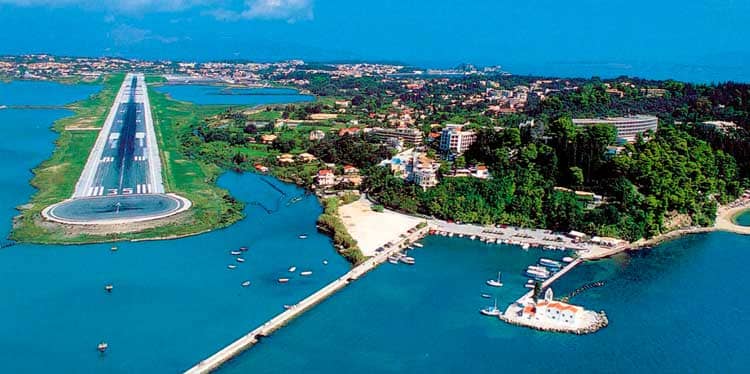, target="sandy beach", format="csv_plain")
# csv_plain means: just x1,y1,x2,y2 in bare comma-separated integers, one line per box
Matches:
338,197,424,256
